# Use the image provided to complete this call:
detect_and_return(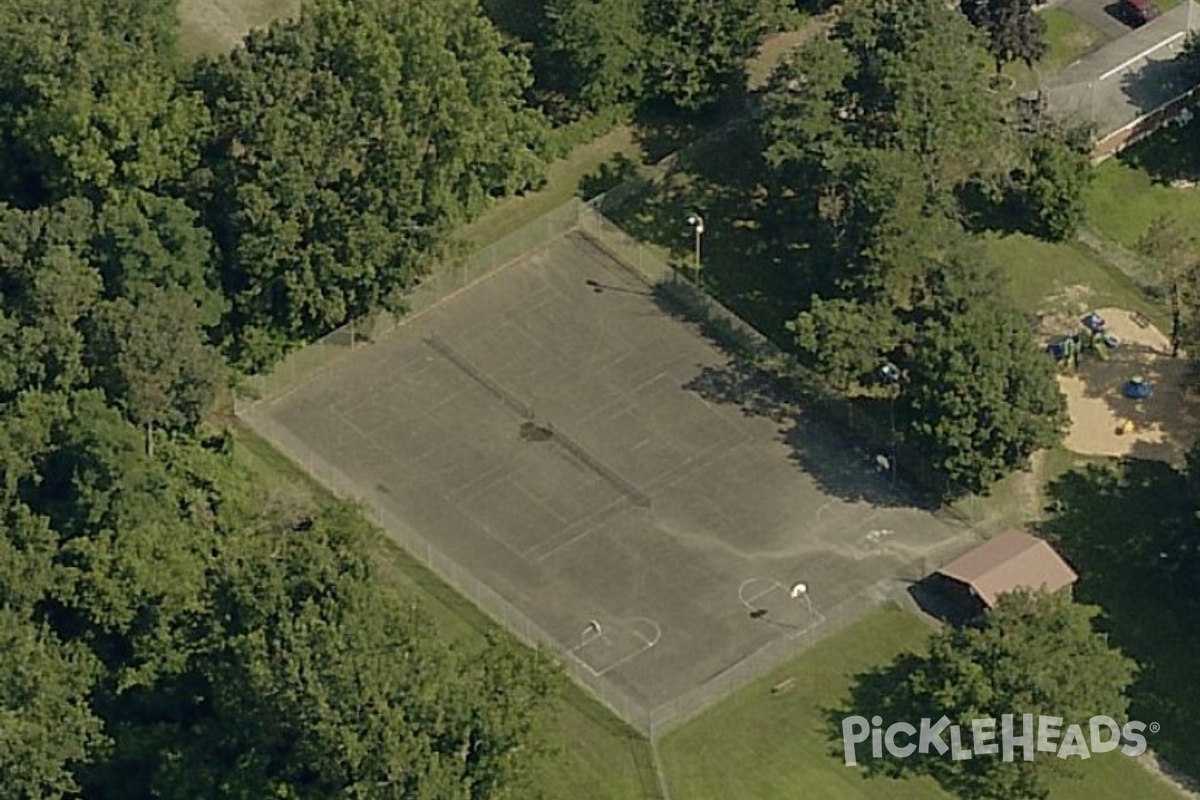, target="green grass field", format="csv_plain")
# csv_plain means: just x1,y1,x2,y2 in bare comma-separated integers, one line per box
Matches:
1041,8,1104,70
233,426,663,800
659,607,1190,800
981,232,1161,322
1085,155,1200,252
